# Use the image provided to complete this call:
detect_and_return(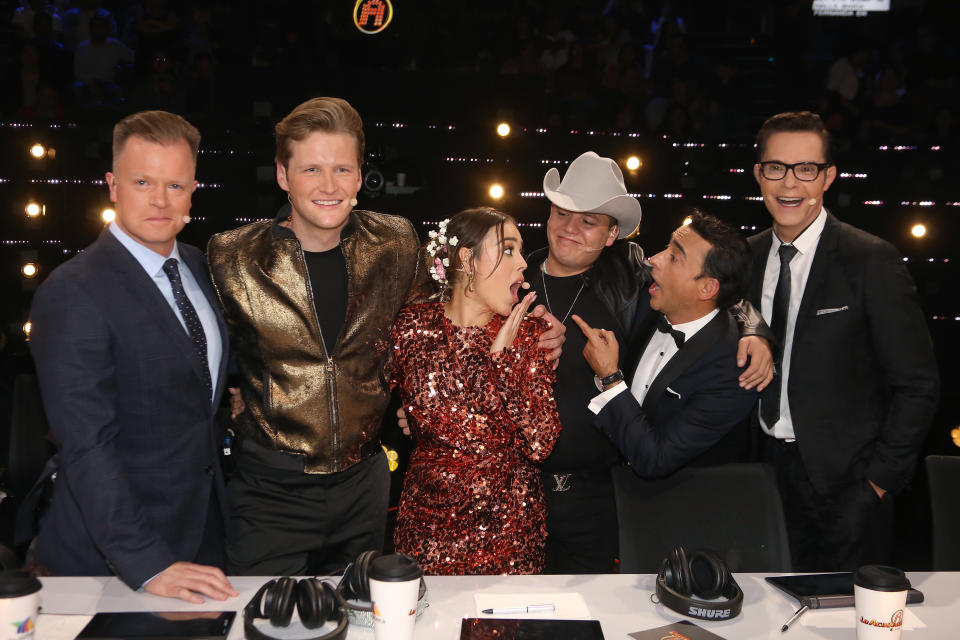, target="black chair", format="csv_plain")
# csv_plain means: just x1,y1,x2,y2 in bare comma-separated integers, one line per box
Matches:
7,374,54,500
925,455,960,570
1,374,54,563
613,462,791,573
